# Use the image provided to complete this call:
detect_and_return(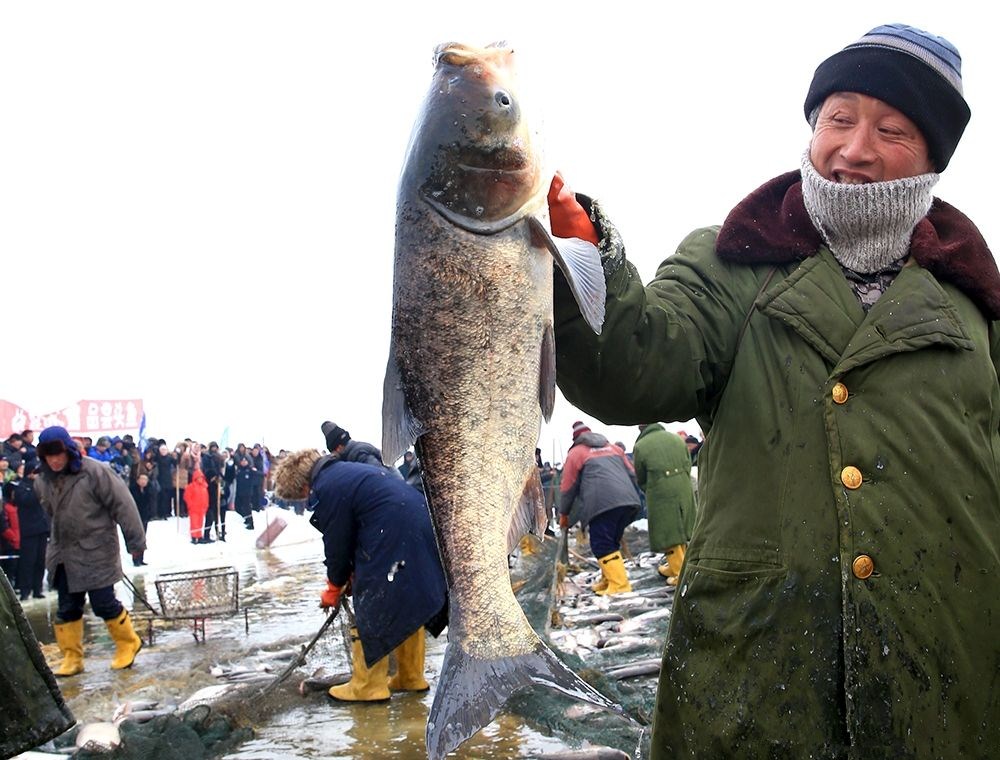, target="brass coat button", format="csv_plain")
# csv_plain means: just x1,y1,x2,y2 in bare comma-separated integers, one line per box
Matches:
852,555,875,579
841,466,863,489
832,382,849,404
